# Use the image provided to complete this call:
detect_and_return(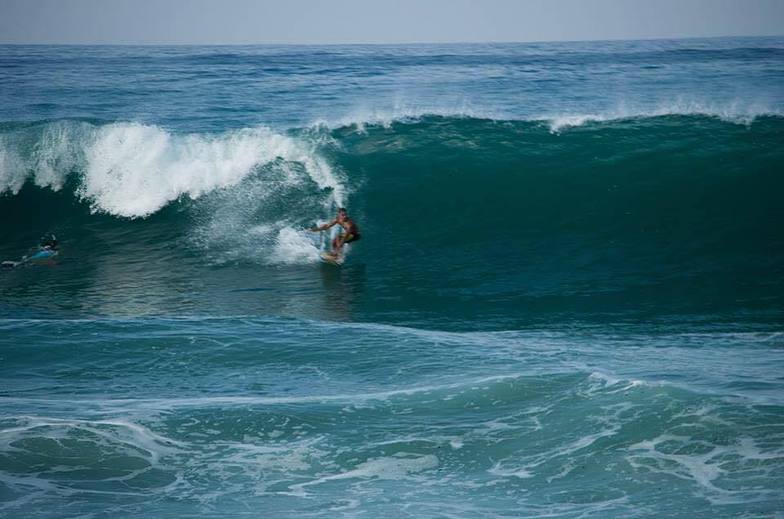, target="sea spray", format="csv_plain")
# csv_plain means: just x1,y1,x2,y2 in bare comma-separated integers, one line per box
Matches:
1,121,344,218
